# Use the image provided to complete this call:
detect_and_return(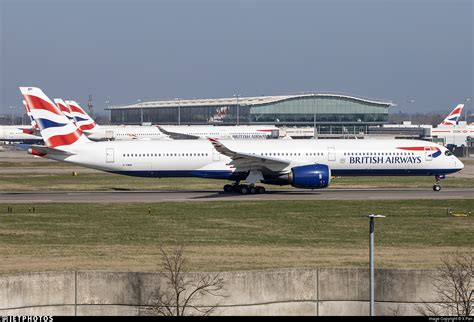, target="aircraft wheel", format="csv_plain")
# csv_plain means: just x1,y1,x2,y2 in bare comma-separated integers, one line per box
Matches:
257,186,266,194
239,186,249,194
433,184,441,192
223,184,233,193
249,186,257,194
